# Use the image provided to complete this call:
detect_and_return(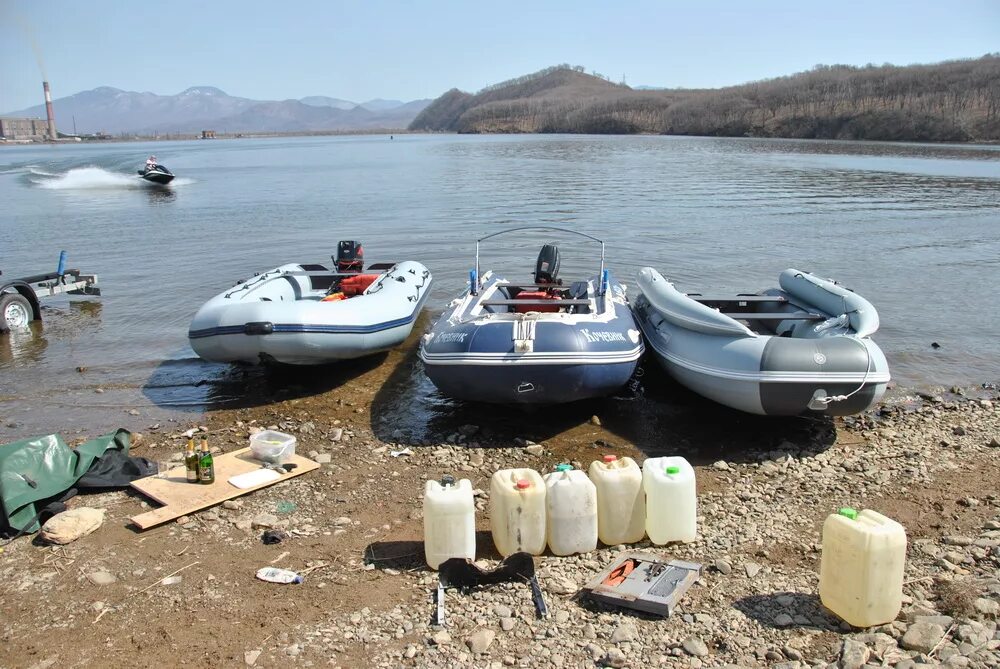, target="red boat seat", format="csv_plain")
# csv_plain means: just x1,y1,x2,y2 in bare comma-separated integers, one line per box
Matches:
514,290,560,313
337,274,380,297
